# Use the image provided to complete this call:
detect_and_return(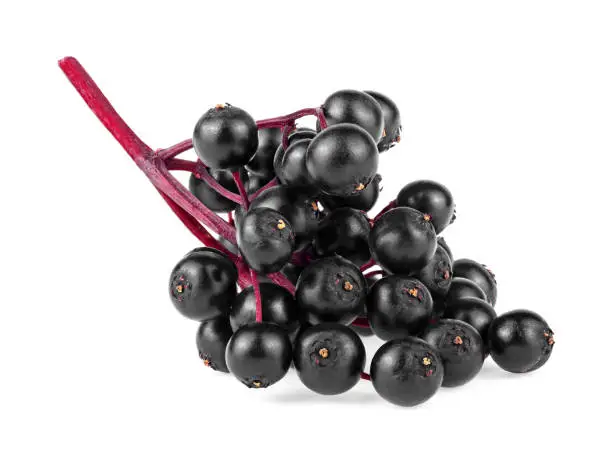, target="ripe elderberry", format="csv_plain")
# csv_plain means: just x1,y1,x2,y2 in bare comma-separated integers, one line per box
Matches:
293,323,366,395
488,310,554,373
371,337,444,407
